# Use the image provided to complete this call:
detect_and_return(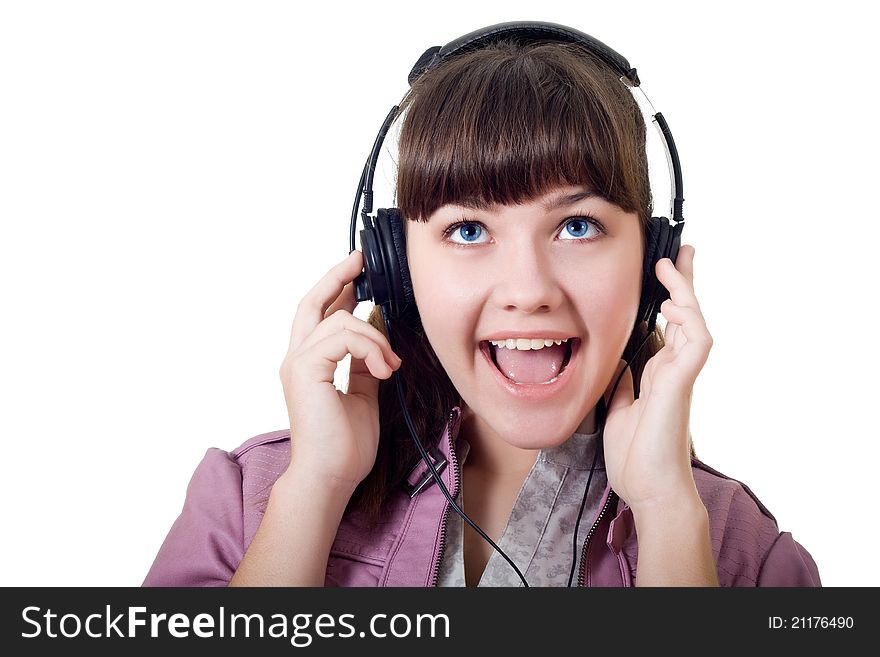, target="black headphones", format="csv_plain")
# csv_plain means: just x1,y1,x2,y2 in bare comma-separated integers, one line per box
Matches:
347,21,685,587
